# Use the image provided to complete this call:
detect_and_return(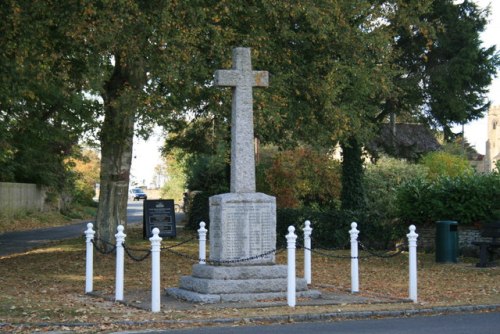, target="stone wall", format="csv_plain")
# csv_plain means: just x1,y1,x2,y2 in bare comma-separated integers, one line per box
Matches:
0,182,46,212
417,225,487,255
